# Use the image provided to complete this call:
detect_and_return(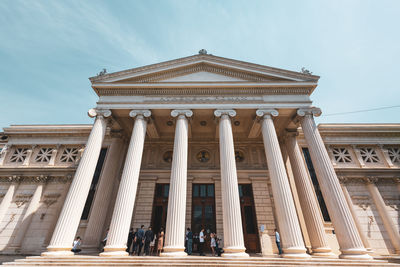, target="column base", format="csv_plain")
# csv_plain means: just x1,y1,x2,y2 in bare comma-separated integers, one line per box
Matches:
160,246,187,257
222,246,249,258
339,248,373,260
311,247,336,257
41,246,74,257
99,245,129,257
282,247,311,259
